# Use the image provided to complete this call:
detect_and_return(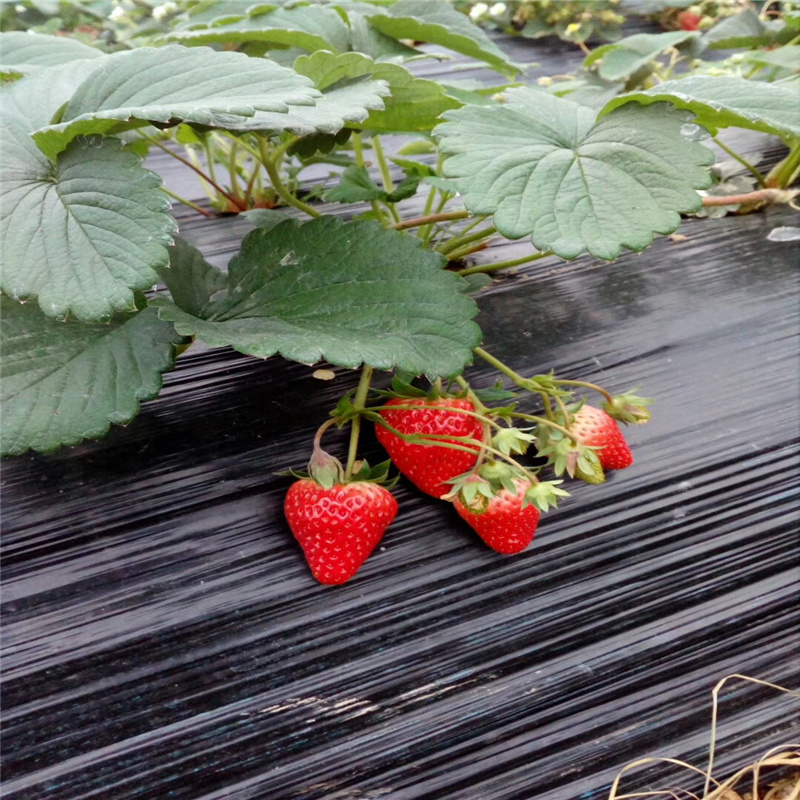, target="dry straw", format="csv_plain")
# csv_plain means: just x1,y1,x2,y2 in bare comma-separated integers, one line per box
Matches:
608,675,800,800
